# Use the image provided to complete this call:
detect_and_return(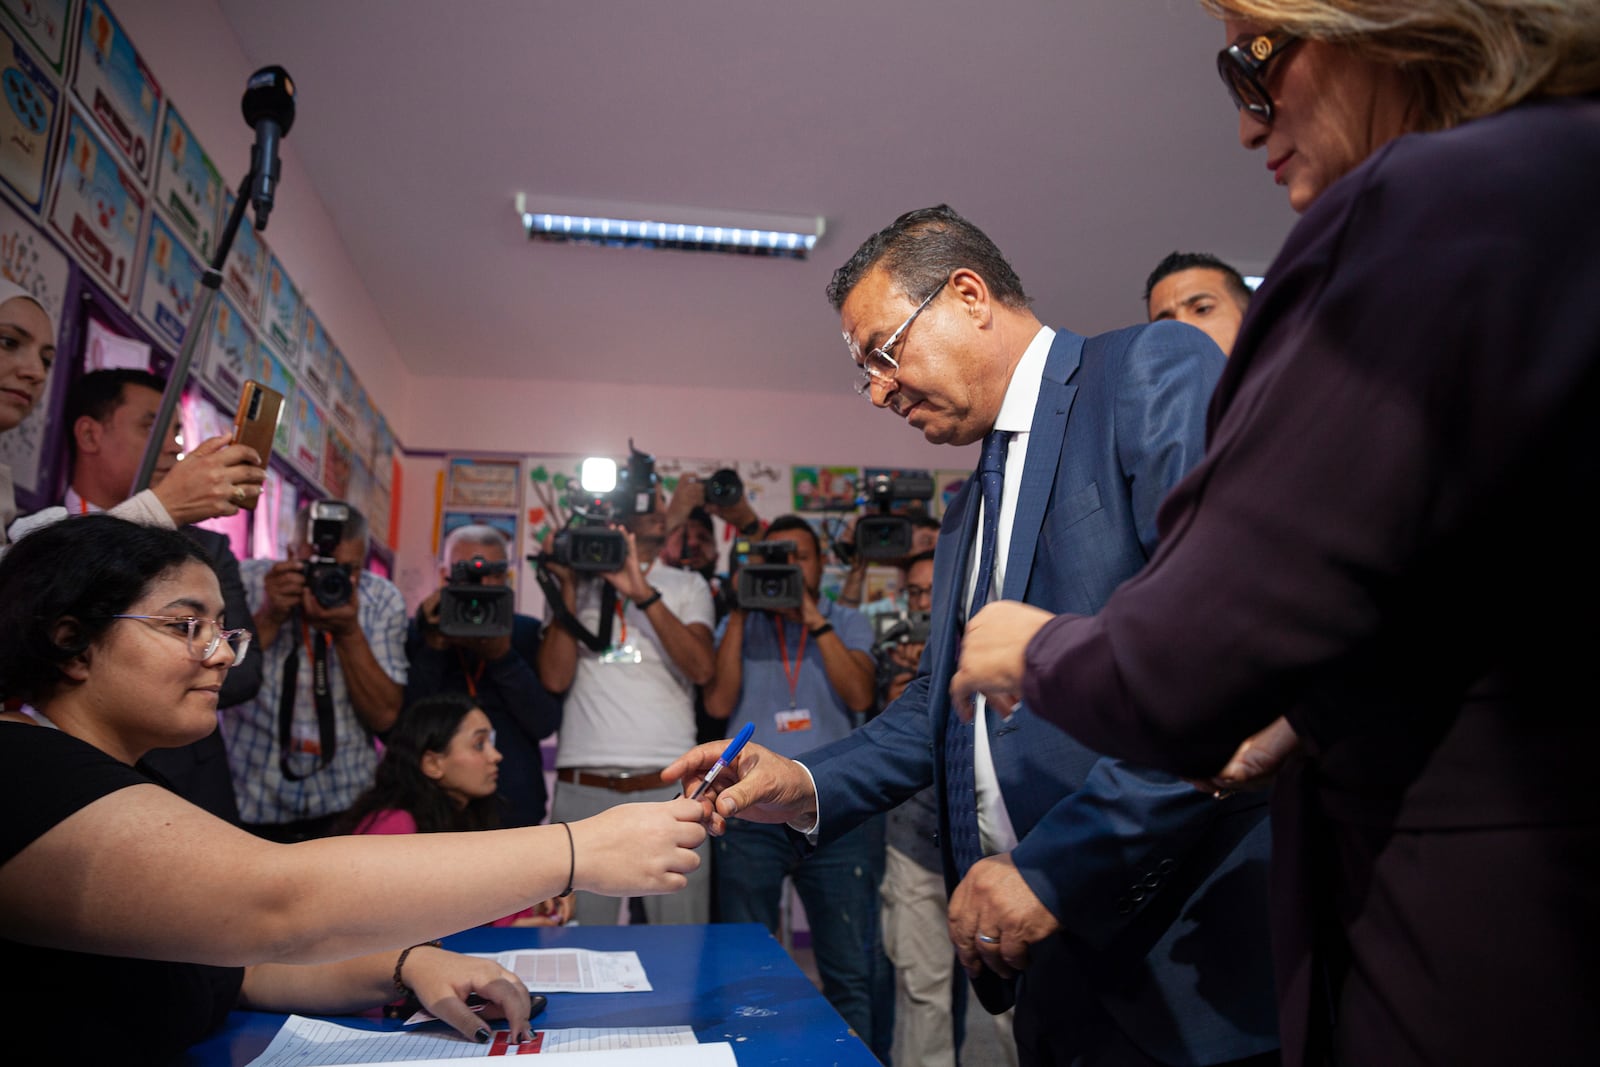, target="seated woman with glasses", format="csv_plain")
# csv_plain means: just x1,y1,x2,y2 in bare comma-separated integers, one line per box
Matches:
0,515,705,1063
340,692,573,928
